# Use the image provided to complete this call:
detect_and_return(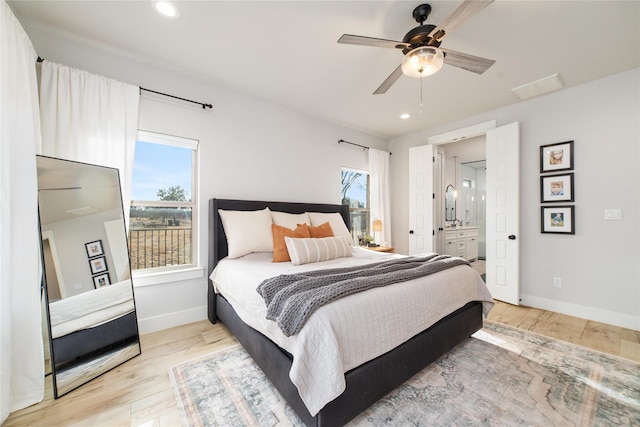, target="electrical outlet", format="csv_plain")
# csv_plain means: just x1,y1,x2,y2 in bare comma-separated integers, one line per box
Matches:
552,277,562,289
